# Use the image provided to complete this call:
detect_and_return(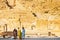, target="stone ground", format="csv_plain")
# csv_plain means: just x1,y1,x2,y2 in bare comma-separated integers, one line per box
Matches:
0,37,60,40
